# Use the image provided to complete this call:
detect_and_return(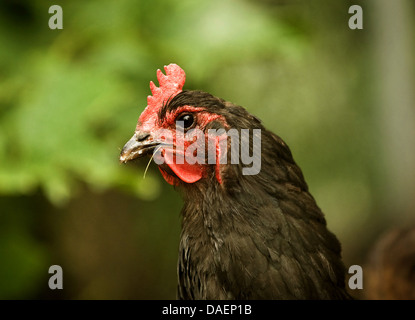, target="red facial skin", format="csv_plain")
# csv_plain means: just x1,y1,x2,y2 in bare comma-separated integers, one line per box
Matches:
147,105,227,186
215,135,224,185
134,64,227,186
